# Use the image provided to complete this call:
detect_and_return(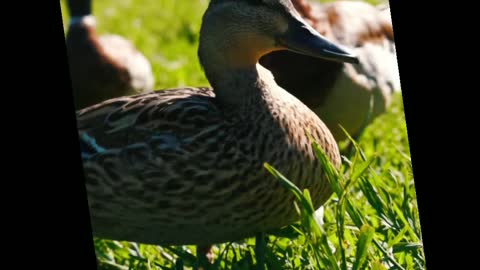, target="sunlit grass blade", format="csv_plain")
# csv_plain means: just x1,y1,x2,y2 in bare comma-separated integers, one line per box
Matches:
164,246,197,267
372,261,388,270
388,226,409,248
392,204,420,243
392,242,424,253
358,178,388,220
350,156,377,183
344,196,405,270
264,162,340,270
303,189,323,237
97,260,129,270
308,136,343,198
264,163,315,216
352,224,375,270
395,145,412,162
342,156,377,201
336,198,347,270
339,125,367,162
